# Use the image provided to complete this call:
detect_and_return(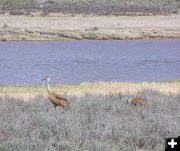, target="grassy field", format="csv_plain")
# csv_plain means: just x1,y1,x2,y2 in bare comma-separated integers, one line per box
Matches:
0,14,180,40
0,0,180,15
0,81,180,150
